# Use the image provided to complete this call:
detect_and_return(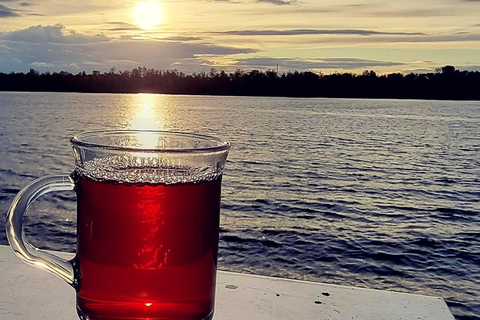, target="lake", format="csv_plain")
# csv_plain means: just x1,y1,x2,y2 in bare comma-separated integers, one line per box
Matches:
0,91,478,319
